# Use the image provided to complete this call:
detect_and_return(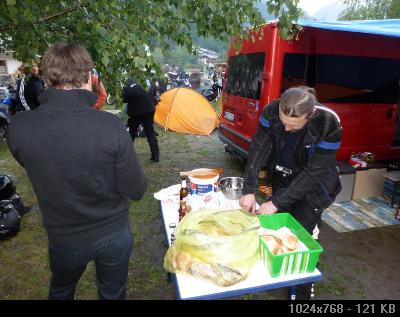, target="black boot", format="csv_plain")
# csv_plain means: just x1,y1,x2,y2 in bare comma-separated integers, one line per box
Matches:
150,155,159,162
148,137,159,162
